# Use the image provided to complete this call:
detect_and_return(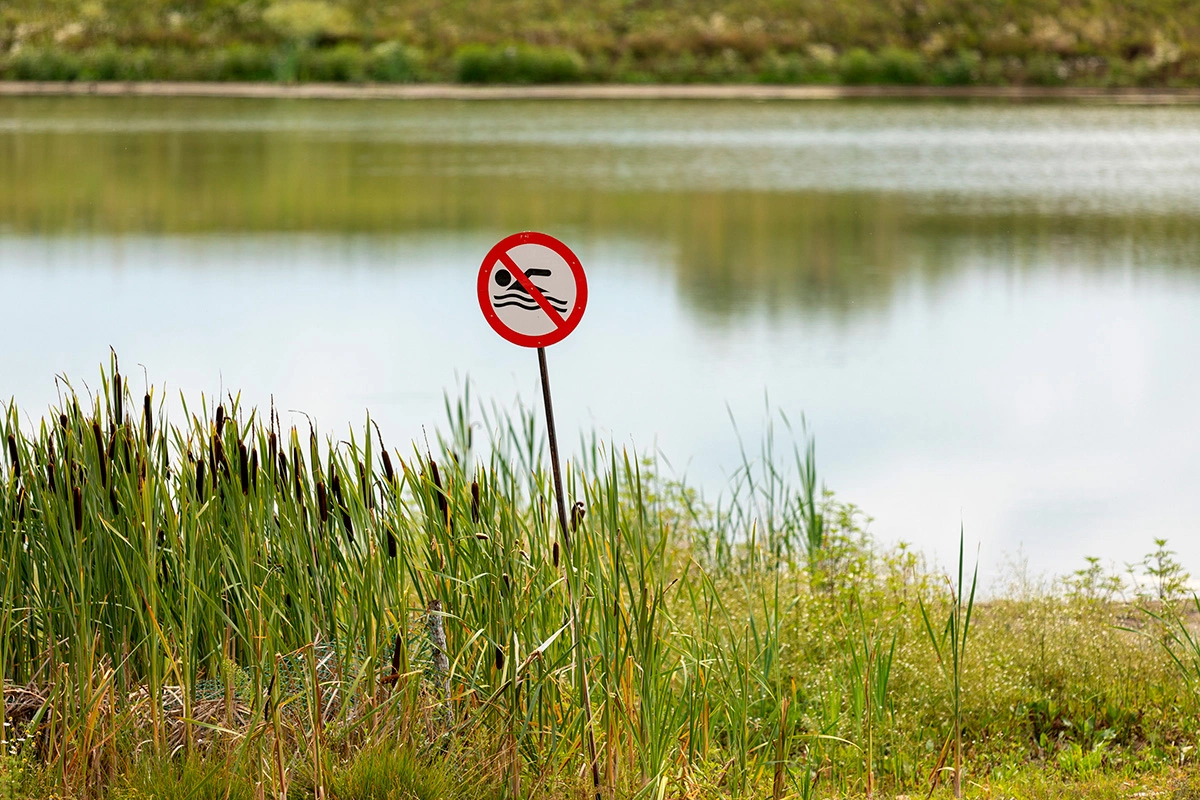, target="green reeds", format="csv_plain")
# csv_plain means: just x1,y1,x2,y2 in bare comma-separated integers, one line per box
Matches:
918,529,979,799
